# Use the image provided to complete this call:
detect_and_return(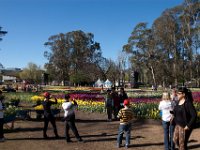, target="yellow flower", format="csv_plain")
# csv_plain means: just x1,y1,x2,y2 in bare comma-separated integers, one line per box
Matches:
34,105,43,110
31,96,43,101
